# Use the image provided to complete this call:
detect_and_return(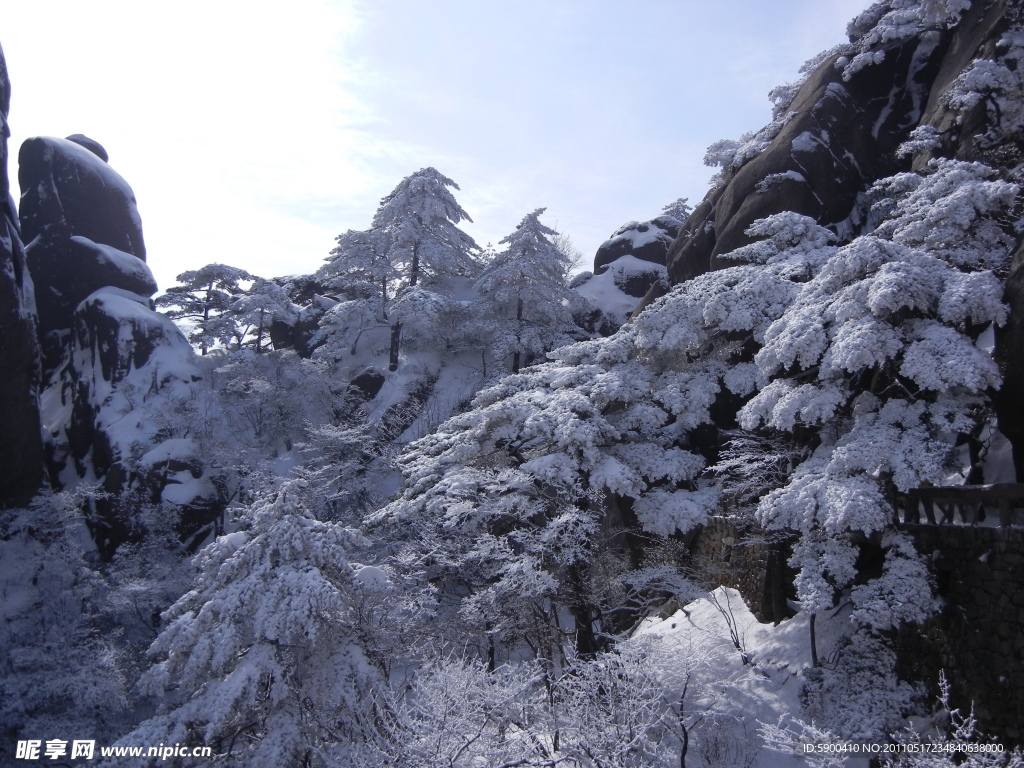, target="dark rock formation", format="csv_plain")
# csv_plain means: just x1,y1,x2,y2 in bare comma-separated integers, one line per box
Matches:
19,134,211,556
573,216,678,334
45,287,205,557
347,368,386,403
593,215,681,275
270,293,336,357
684,516,795,625
613,260,665,299
574,255,668,335
31,236,157,346
20,136,155,375
64,133,109,162
0,43,43,507
664,31,949,285
906,0,1019,170
20,136,145,259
